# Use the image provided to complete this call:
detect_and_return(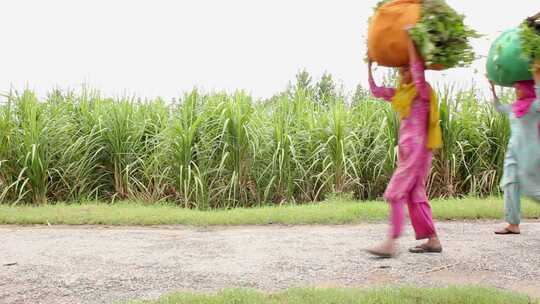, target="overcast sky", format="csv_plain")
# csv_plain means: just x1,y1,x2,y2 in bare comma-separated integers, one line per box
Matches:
1,0,539,99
